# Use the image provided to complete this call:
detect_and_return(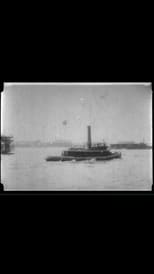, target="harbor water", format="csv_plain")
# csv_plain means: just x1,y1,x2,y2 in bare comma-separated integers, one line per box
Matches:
1,147,152,190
